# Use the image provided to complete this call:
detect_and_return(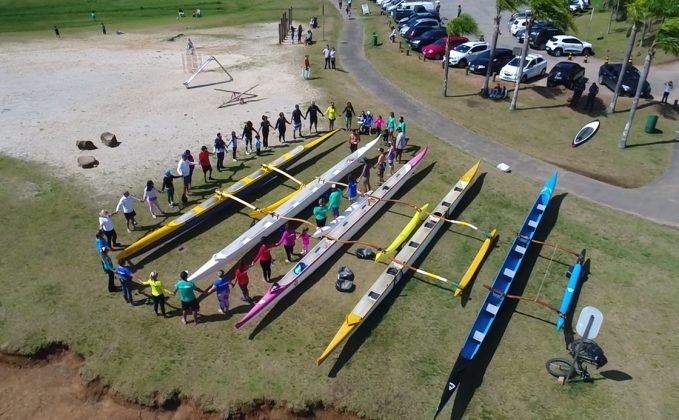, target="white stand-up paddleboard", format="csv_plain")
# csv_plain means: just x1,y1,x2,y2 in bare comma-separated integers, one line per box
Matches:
572,120,600,148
